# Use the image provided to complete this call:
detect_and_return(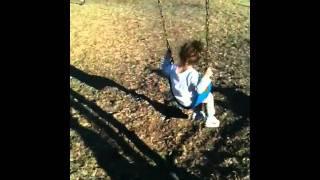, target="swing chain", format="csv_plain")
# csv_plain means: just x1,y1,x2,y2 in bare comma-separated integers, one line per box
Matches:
157,0,171,51
157,0,211,65
205,0,210,65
